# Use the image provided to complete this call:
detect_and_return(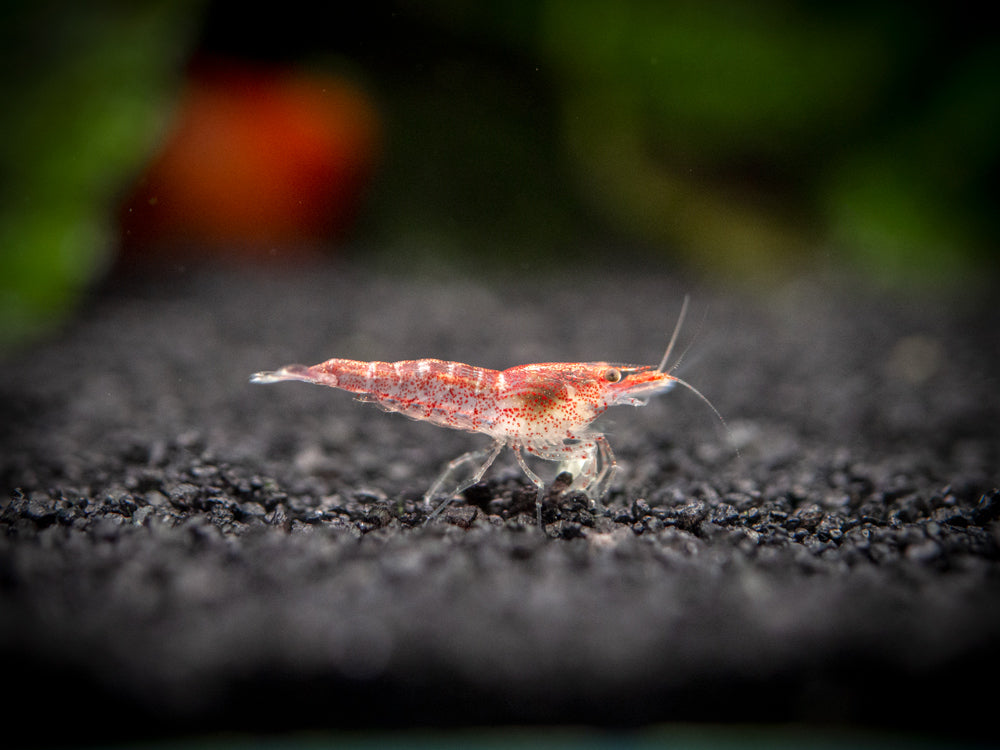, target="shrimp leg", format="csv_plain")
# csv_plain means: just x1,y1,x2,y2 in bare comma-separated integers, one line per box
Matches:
589,435,618,501
512,445,547,529
523,436,617,518
424,440,505,522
